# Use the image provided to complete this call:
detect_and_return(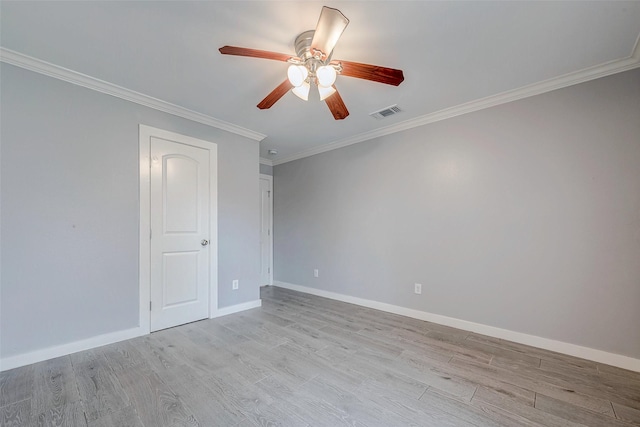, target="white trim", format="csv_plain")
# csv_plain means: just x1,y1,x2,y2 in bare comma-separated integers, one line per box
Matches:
139,126,152,334
0,327,144,372
272,37,640,166
0,298,262,372
3,40,639,167
0,296,261,371
260,174,274,286
0,48,266,142
212,299,262,318
273,281,640,373
139,125,219,330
